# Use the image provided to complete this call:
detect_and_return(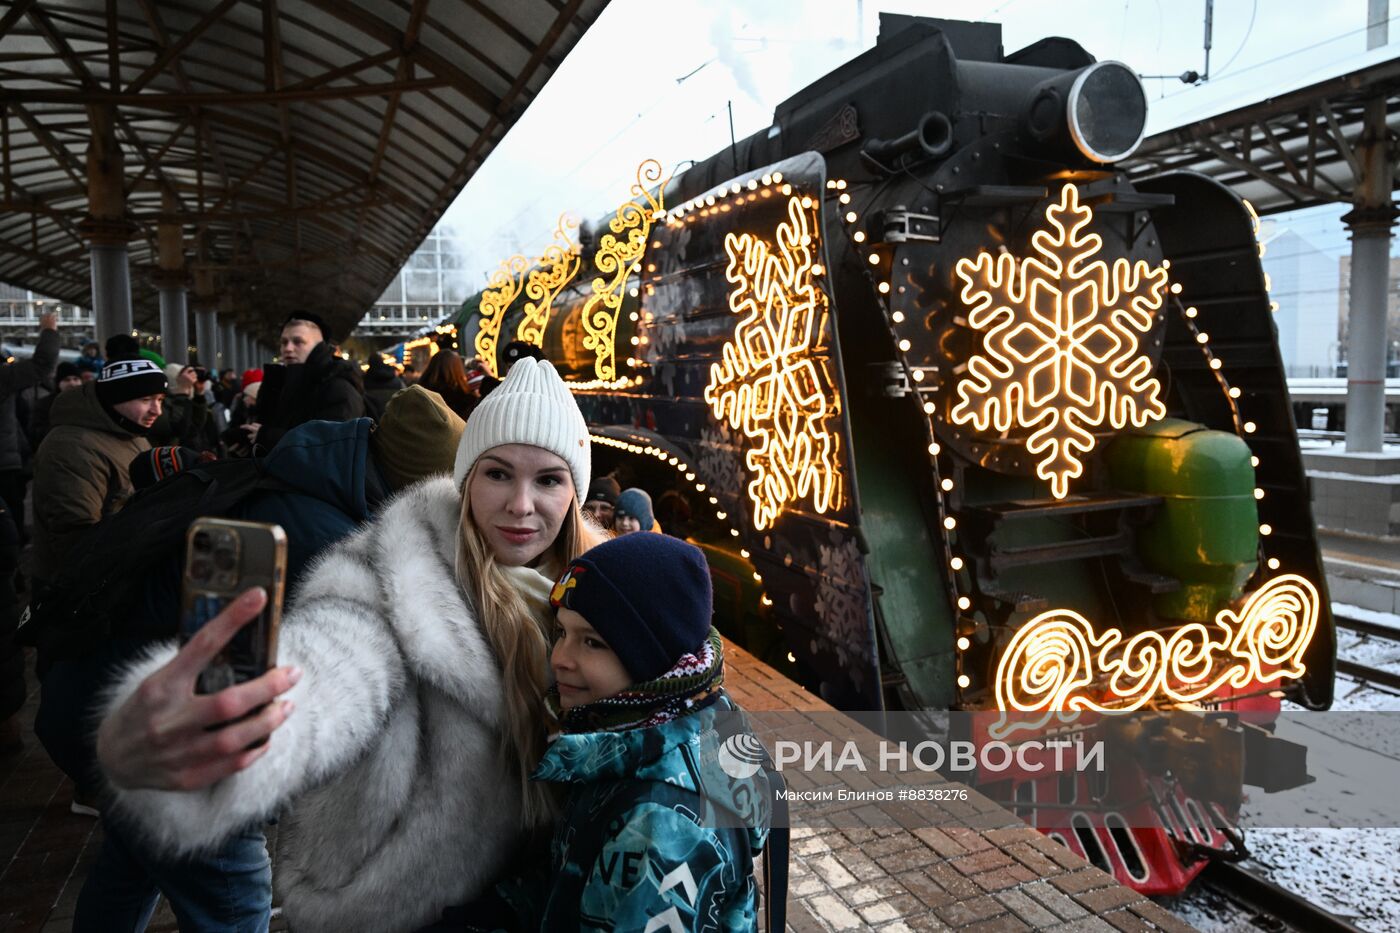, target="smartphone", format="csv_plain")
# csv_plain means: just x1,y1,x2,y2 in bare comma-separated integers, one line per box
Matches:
180,518,287,696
